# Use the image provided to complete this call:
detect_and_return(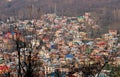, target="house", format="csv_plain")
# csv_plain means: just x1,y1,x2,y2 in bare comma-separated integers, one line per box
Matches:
108,29,118,36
